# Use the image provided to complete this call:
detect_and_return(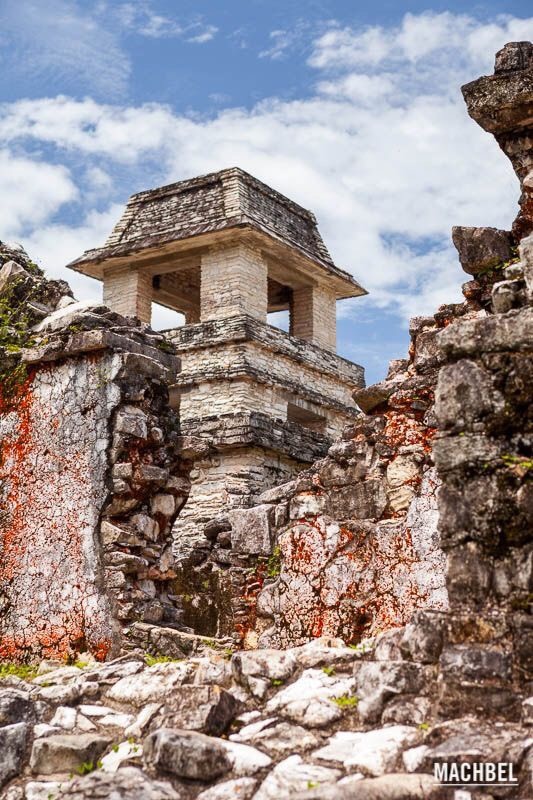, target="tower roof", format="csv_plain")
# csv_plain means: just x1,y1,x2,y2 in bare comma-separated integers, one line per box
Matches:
68,167,366,299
